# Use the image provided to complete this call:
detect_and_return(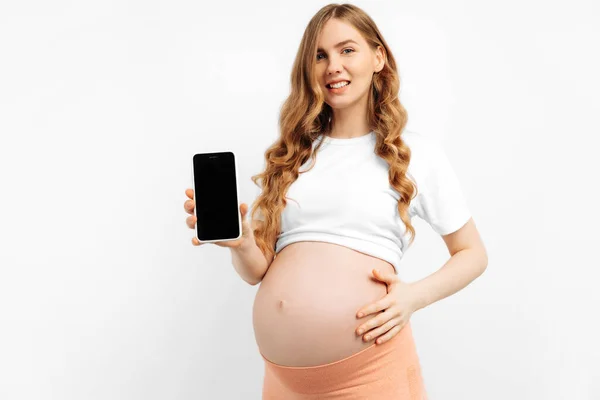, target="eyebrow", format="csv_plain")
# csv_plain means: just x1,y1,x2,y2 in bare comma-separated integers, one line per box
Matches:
316,39,359,52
